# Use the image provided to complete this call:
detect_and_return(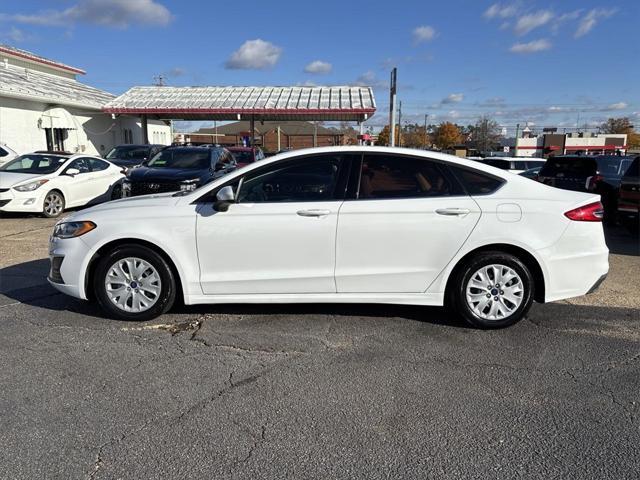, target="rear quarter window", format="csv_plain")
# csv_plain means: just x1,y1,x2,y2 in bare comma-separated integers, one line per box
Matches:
449,166,504,195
